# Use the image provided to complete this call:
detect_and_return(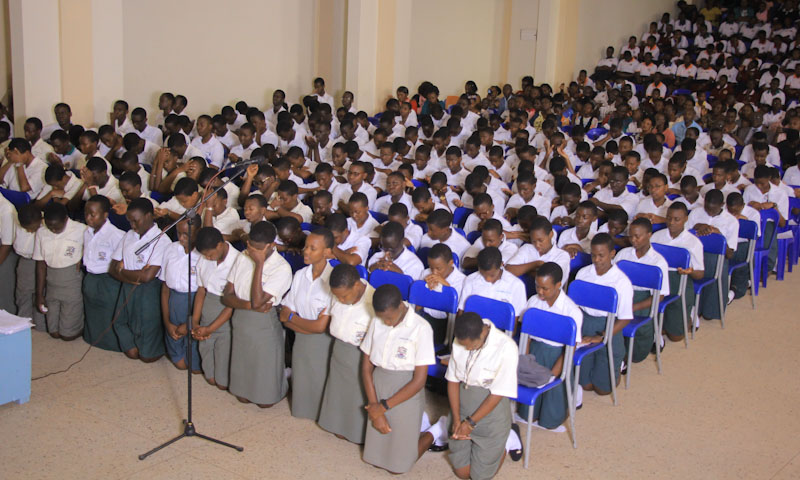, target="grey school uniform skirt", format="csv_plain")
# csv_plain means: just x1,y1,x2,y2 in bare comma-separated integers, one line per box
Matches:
0,250,17,314
229,308,288,405
16,257,45,330
449,383,511,480
198,293,231,388
44,264,84,338
291,330,334,420
318,339,368,444
363,367,425,474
